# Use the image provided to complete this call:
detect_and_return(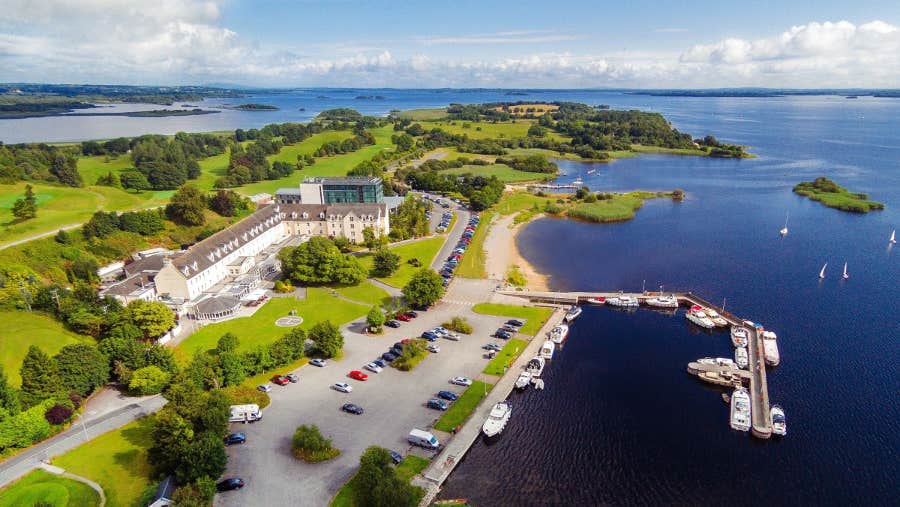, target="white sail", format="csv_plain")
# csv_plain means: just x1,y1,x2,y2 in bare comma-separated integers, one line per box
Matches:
843,262,849,279
780,212,789,236
819,262,827,279
891,230,897,244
